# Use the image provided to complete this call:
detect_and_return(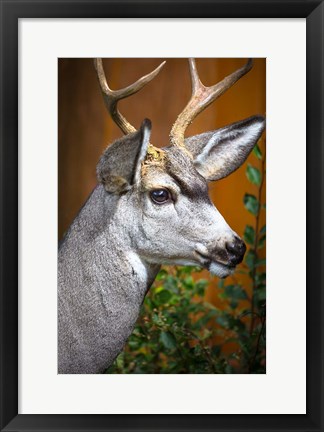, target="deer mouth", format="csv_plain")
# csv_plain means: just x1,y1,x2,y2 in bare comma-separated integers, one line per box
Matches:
194,249,235,279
